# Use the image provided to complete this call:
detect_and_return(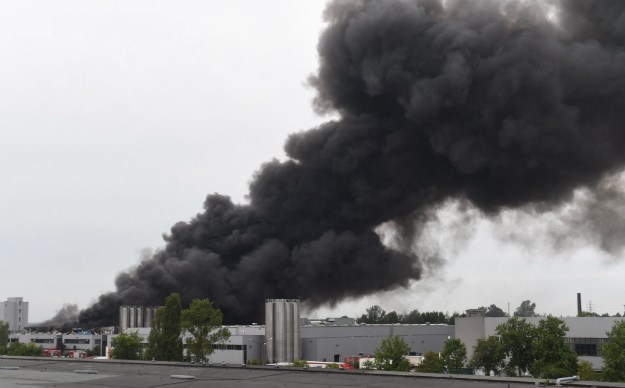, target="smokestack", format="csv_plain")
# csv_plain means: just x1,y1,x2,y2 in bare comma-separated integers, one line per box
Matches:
78,0,625,326
577,293,582,316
